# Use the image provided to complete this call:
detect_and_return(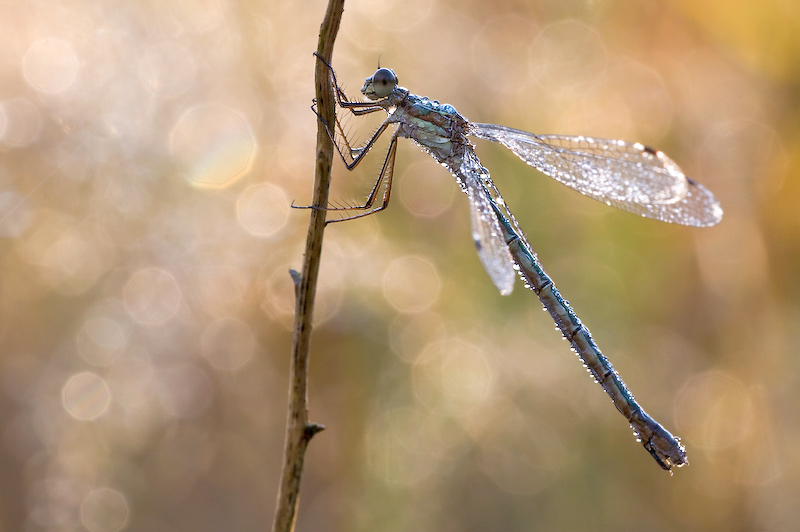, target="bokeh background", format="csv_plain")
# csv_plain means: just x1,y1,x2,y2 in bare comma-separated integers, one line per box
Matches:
1,0,797,530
